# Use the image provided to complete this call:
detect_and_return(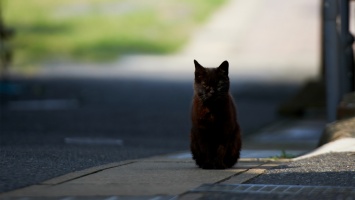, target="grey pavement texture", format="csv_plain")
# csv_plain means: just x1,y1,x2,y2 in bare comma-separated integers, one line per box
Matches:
246,152,355,187
2,118,350,199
